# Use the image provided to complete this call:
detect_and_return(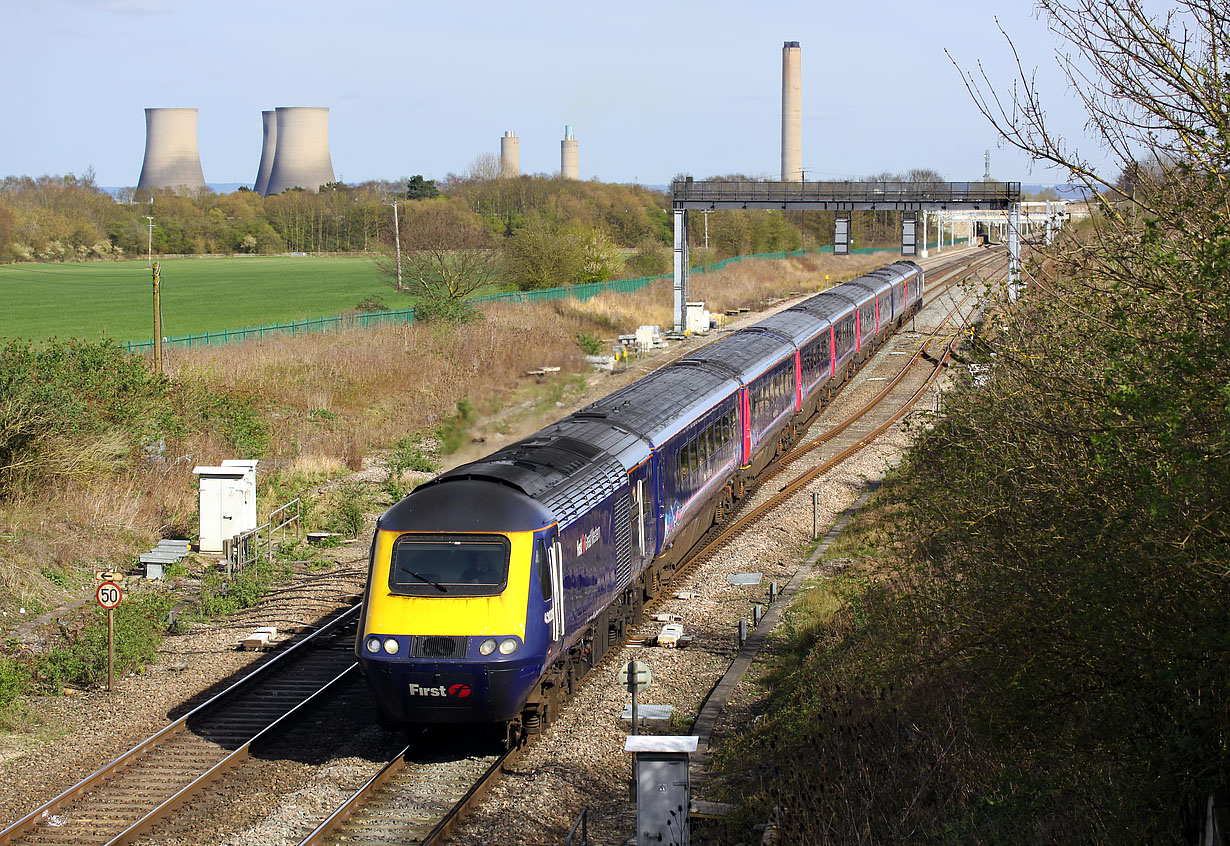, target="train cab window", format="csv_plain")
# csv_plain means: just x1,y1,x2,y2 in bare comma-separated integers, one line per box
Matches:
389,533,510,597
537,538,552,601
